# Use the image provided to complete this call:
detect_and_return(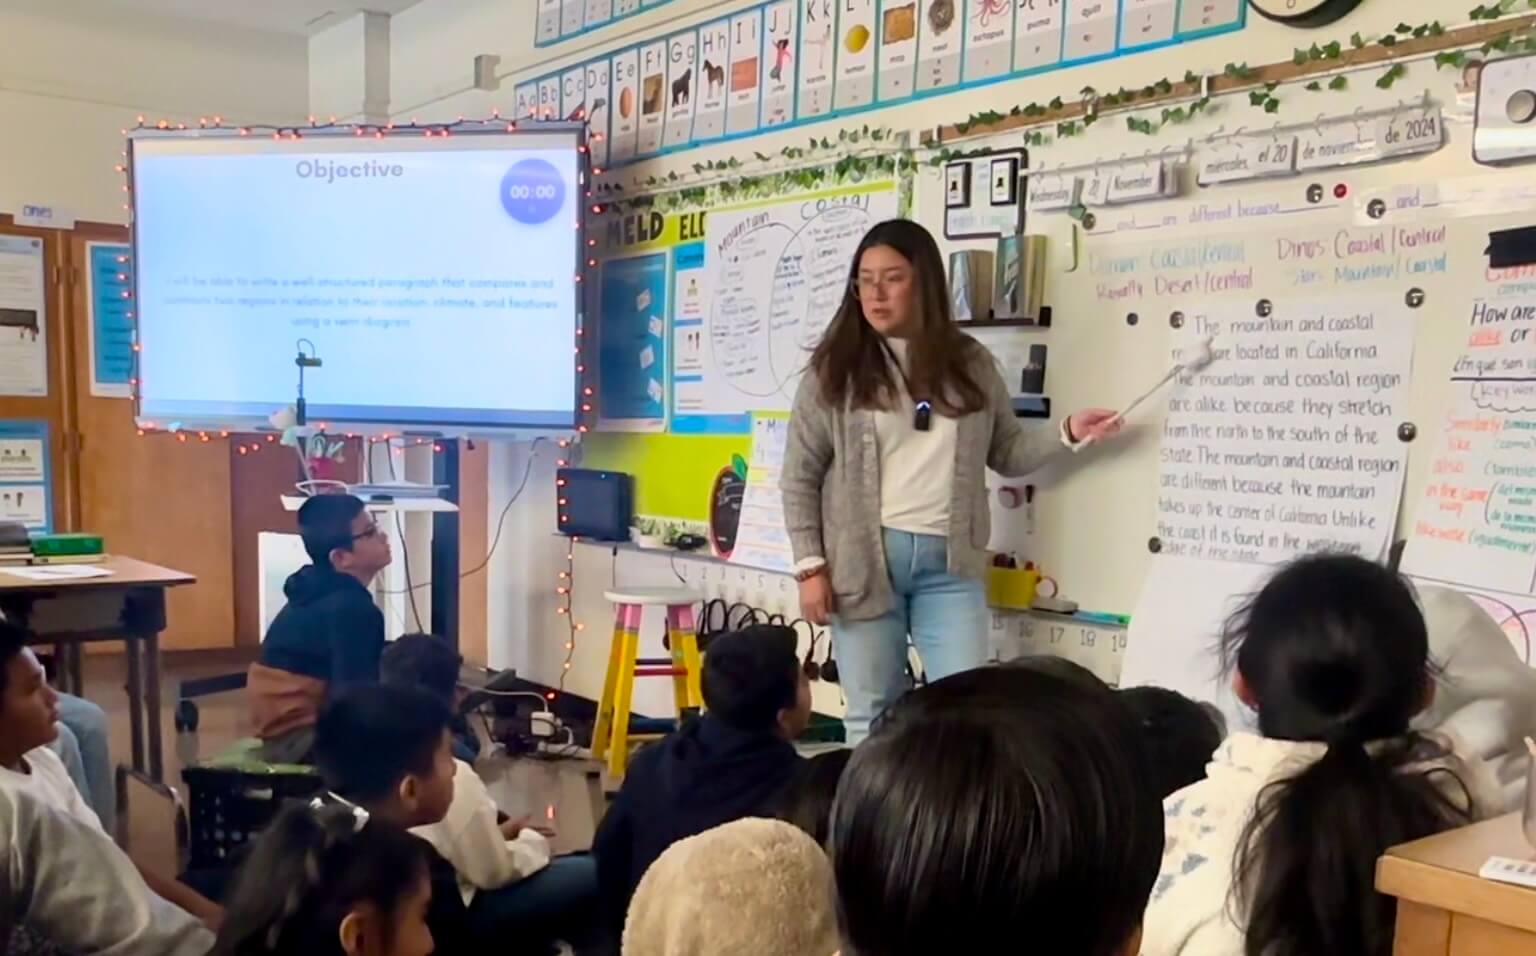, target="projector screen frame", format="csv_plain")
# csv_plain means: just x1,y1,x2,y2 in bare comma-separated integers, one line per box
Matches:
125,120,590,438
